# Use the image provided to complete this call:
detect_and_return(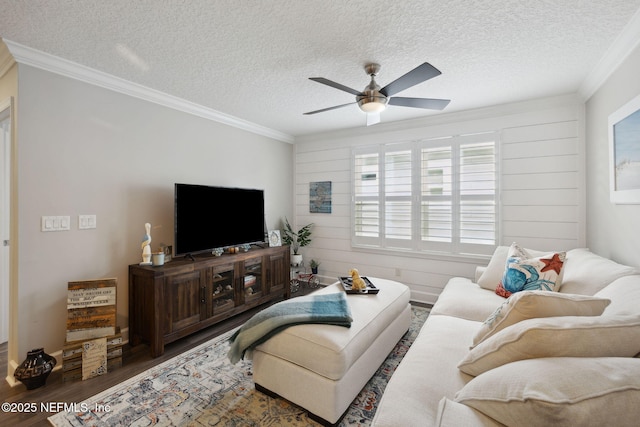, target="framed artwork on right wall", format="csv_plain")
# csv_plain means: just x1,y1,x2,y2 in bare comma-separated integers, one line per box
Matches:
609,92,640,204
